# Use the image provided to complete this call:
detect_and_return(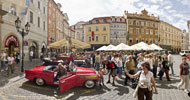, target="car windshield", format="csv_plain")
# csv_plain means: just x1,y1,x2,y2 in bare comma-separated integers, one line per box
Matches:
69,61,77,72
